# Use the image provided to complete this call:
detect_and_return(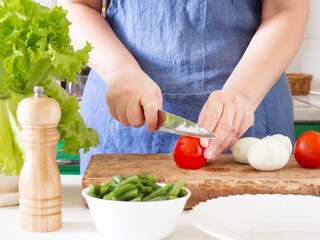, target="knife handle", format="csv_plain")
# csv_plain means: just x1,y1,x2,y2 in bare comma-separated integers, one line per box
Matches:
141,107,166,130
